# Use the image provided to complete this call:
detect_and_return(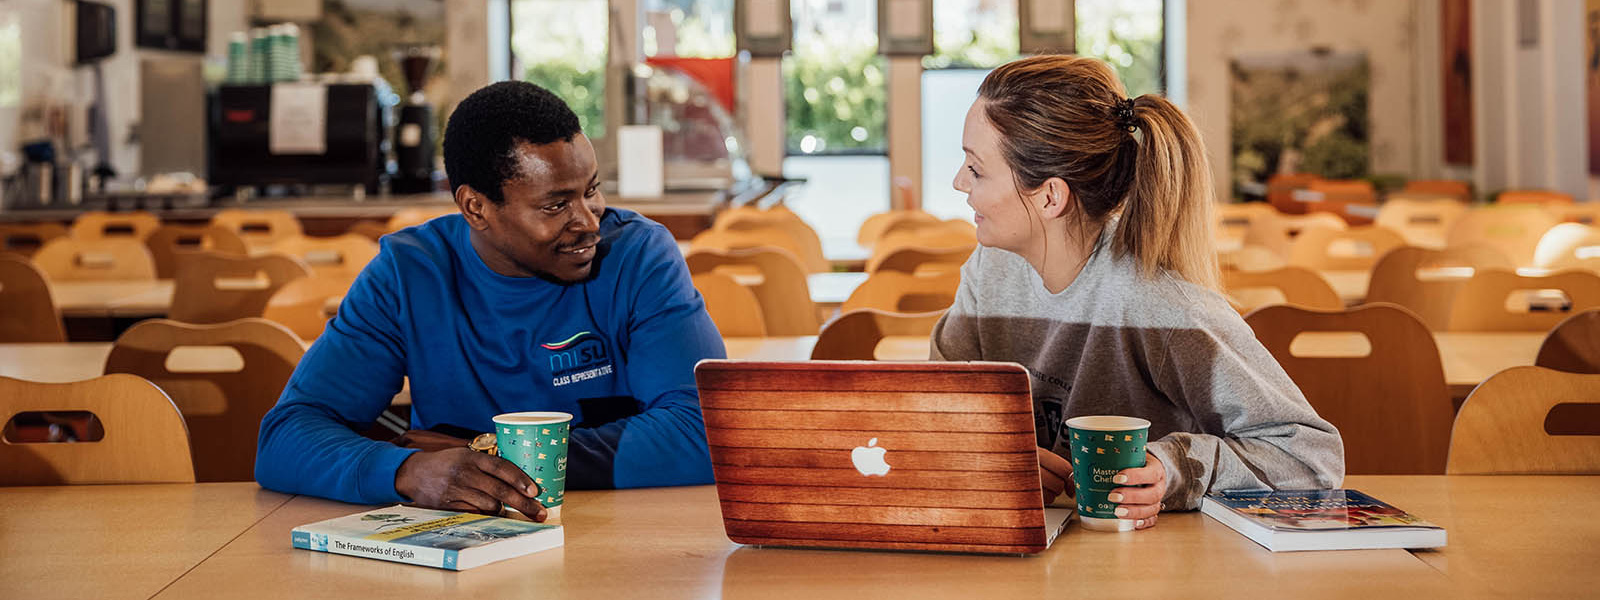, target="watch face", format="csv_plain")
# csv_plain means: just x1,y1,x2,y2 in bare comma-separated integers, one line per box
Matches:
470,433,498,455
